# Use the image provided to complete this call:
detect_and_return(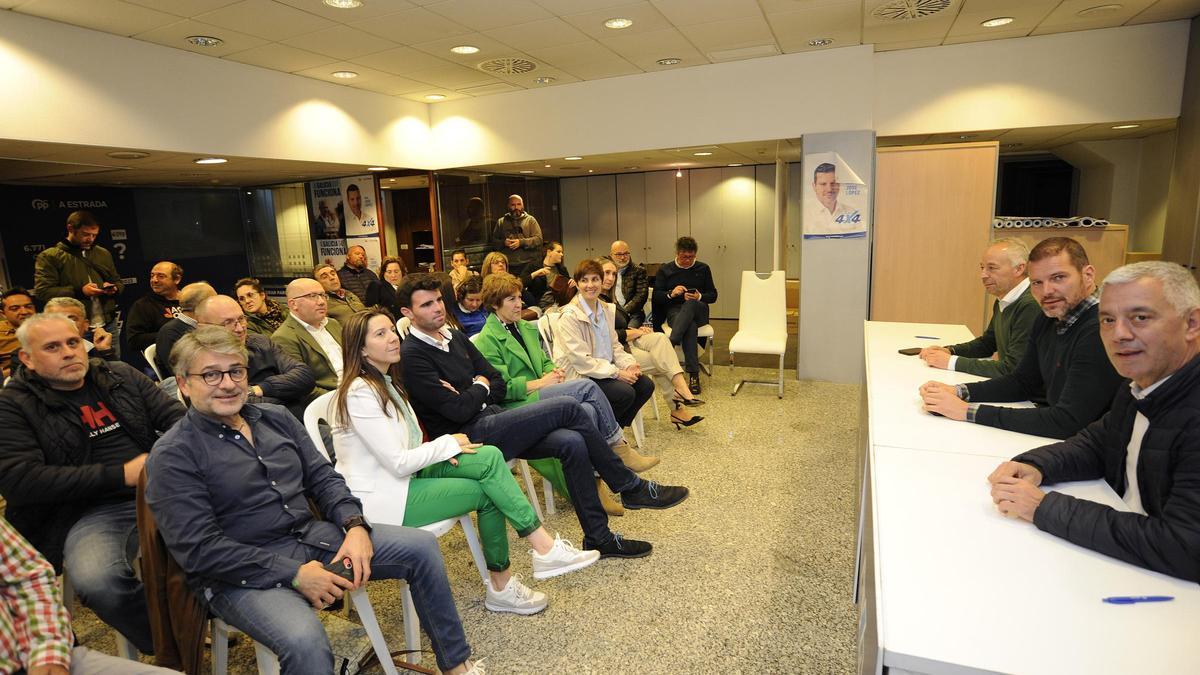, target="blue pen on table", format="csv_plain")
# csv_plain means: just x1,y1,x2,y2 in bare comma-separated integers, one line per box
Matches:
1102,595,1174,605
914,335,940,340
